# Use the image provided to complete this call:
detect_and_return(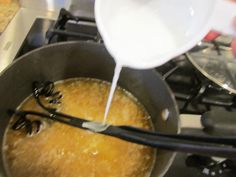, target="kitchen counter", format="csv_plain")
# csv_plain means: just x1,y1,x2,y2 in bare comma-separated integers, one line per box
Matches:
0,0,72,73
0,0,19,33
0,8,59,72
